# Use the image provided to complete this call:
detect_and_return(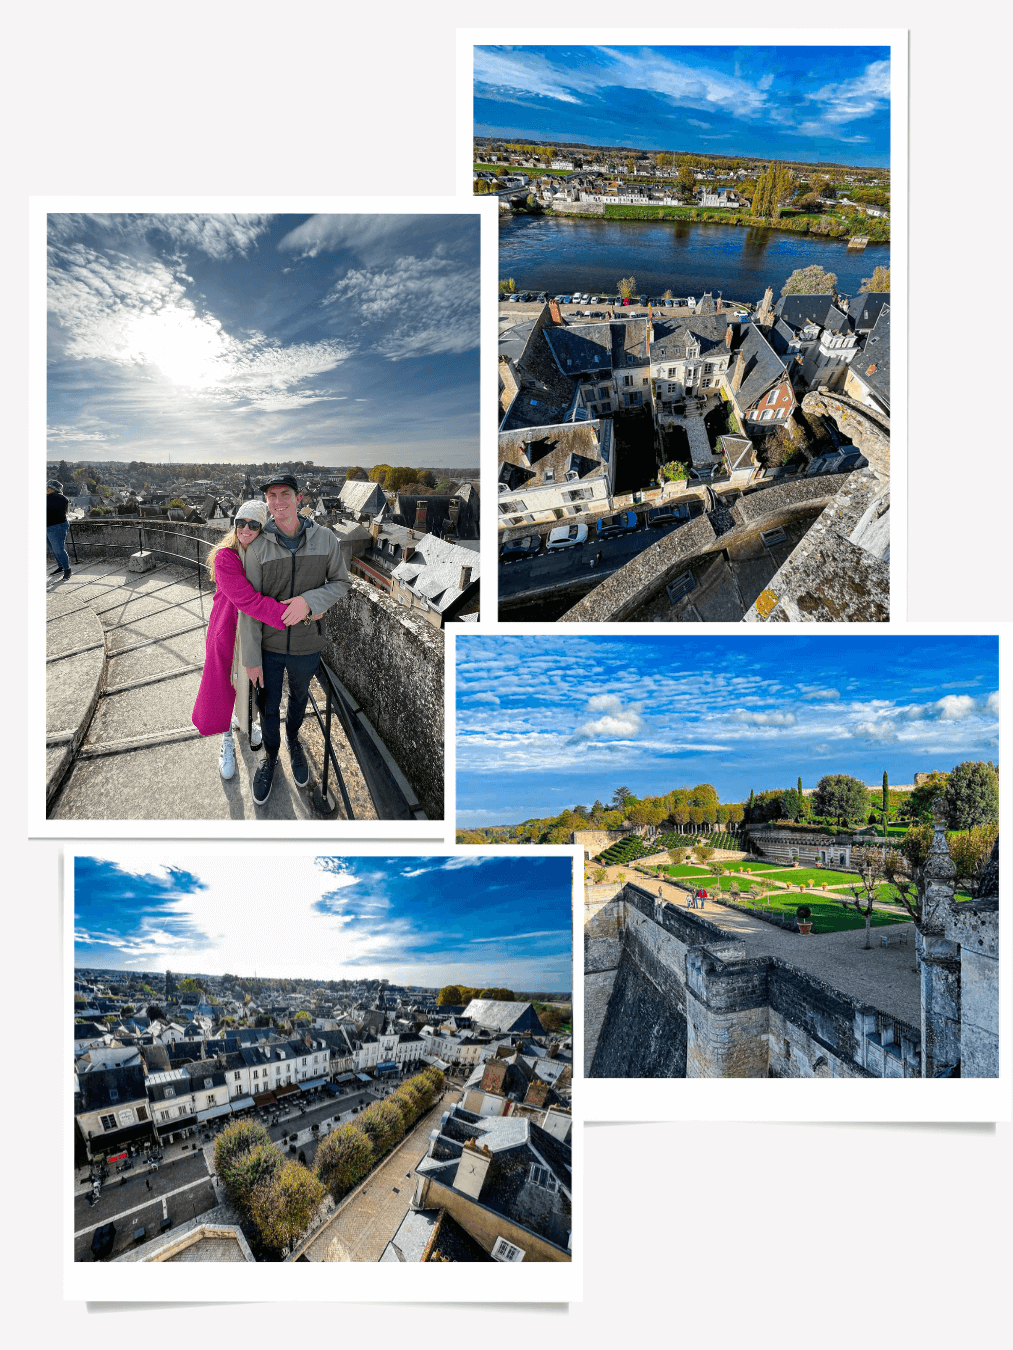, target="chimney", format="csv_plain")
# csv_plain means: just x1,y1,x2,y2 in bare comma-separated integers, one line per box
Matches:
448,499,460,524
548,300,562,325
454,1138,494,1199
725,324,734,349
716,293,723,313
459,565,473,590
370,520,380,543
731,349,747,393
415,500,428,532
